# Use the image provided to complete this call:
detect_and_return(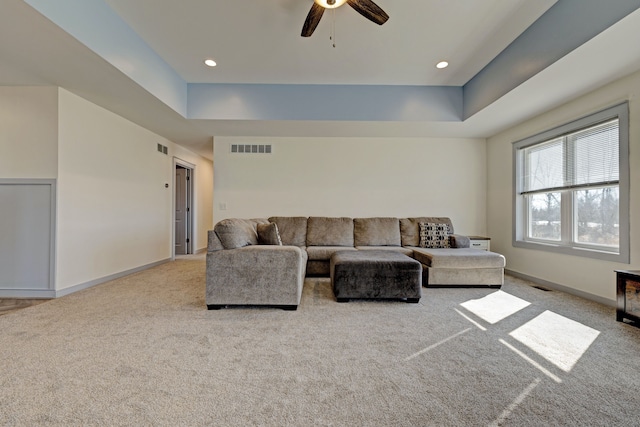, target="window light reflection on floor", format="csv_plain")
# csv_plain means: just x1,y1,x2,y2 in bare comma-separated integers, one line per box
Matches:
509,310,600,372
460,291,531,324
